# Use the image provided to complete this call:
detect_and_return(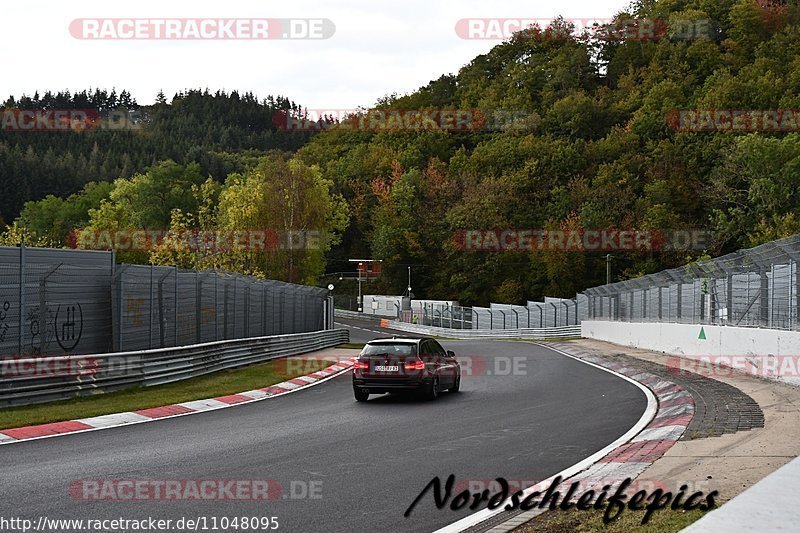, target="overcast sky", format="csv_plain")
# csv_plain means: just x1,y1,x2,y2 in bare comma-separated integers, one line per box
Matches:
5,0,631,109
